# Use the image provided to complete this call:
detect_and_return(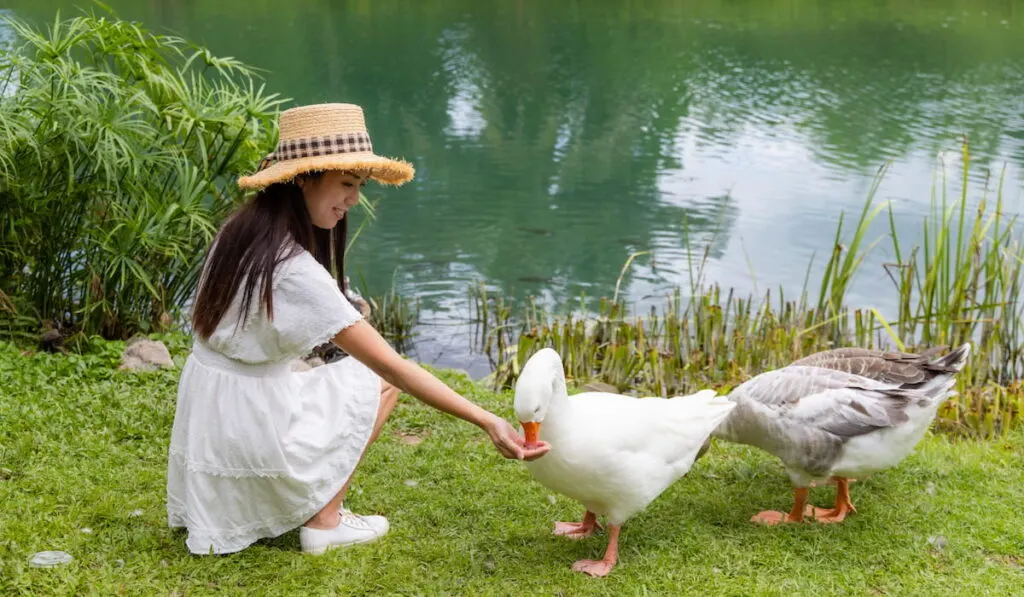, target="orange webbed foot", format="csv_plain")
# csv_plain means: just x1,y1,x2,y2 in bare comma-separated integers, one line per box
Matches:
553,521,597,539
572,558,614,577
570,524,621,578
751,510,803,525
804,477,856,523
552,511,602,540
803,504,854,523
751,487,809,525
